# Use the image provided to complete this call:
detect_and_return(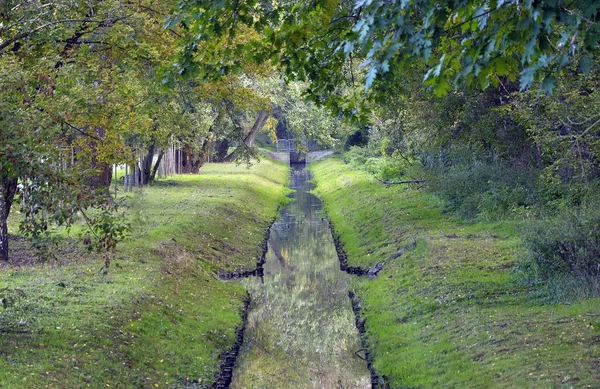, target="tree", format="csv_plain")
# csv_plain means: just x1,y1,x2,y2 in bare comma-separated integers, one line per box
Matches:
194,74,275,163
266,79,353,151
0,0,180,261
506,58,600,191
